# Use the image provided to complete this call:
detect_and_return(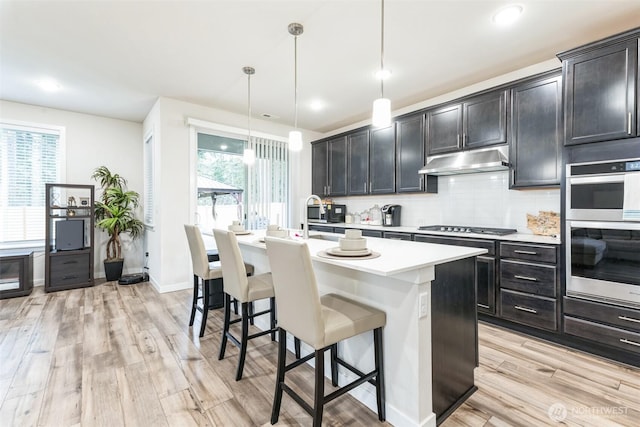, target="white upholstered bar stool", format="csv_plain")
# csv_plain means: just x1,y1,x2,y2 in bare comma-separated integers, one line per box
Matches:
184,225,253,338
213,228,277,381
264,237,386,427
